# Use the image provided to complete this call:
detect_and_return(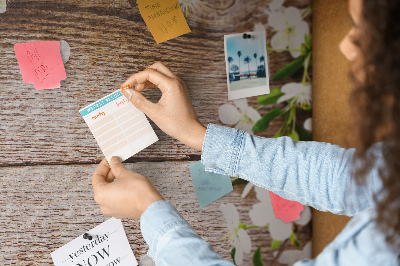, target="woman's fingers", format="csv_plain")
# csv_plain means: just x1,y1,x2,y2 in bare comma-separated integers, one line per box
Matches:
91,159,110,196
147,61,177,79
120,68,174,94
